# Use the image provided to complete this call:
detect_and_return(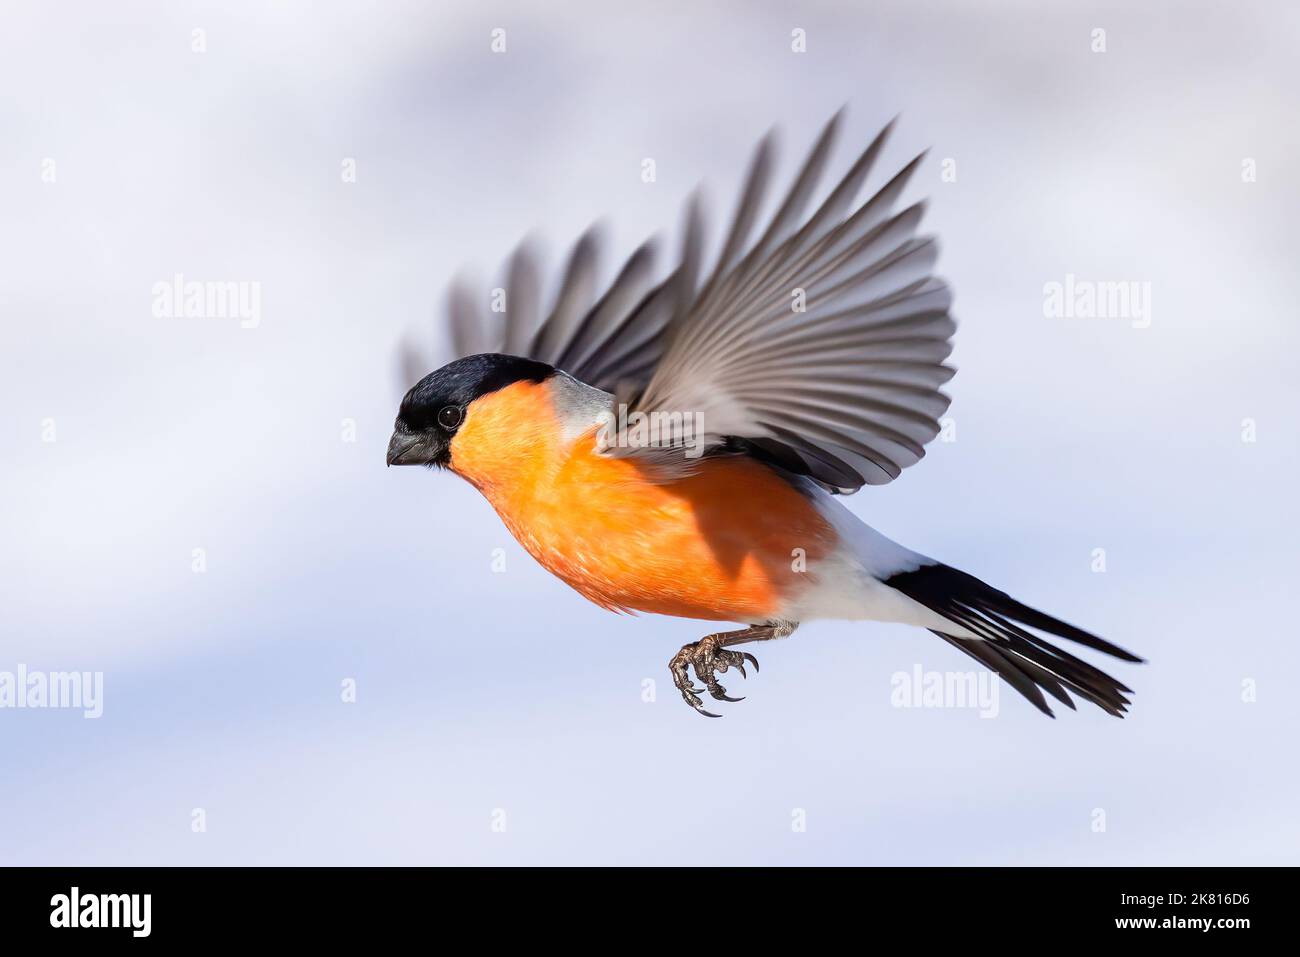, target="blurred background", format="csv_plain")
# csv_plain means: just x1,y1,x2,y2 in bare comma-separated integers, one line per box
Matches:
1,0,1297,865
